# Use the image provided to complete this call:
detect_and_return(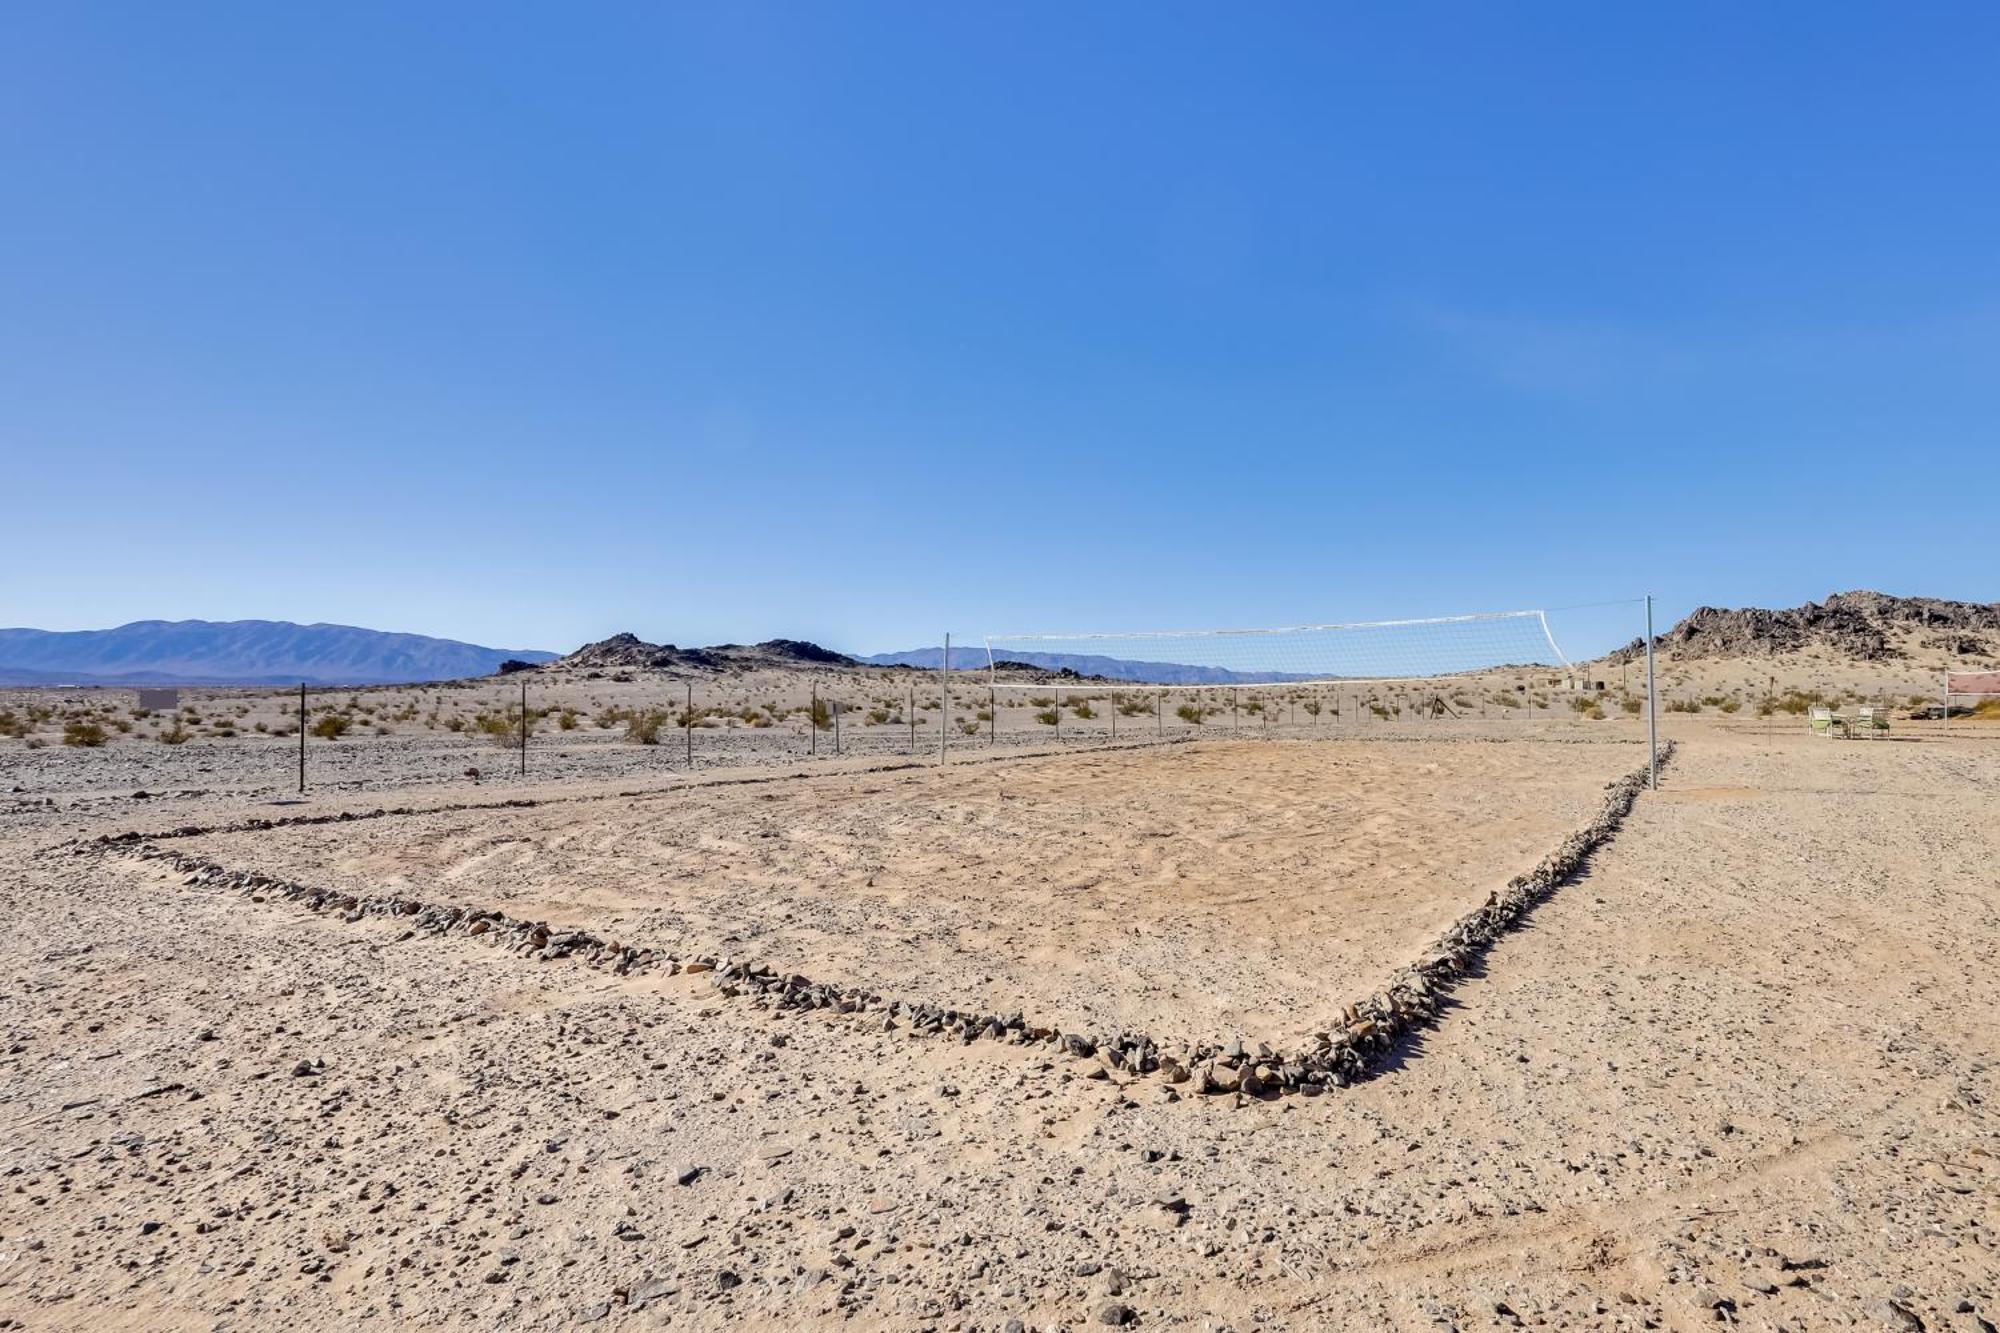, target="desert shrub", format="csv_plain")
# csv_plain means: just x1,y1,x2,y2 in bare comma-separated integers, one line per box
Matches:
557,708,579,731
1568,695,1597,714
809,698,832,731
1034,708,1059,726
310,715,352,740
625,709,669,744
958,719,980,736
1069,700,1096,720
1621,695,1642,715
1175,703,1204,725
1027,696,1054,708
1584,704,1606,720
1665,699,1701,714
63,720,108,747
0,710,26,739
1369,703,1393,720
1718,698,1741,713
1302,700,1322,717
975,707,992,722
477,709,538,747
866,708,891,726
158,719,190,745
